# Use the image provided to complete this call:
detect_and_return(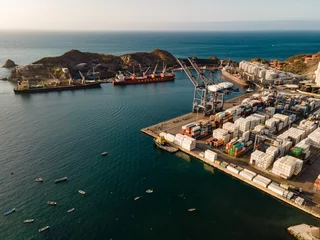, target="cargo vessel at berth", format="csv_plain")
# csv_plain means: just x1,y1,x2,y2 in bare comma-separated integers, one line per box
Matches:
14,81,101,93
221,68,249,87
13,68,101,93
113,63,175,86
